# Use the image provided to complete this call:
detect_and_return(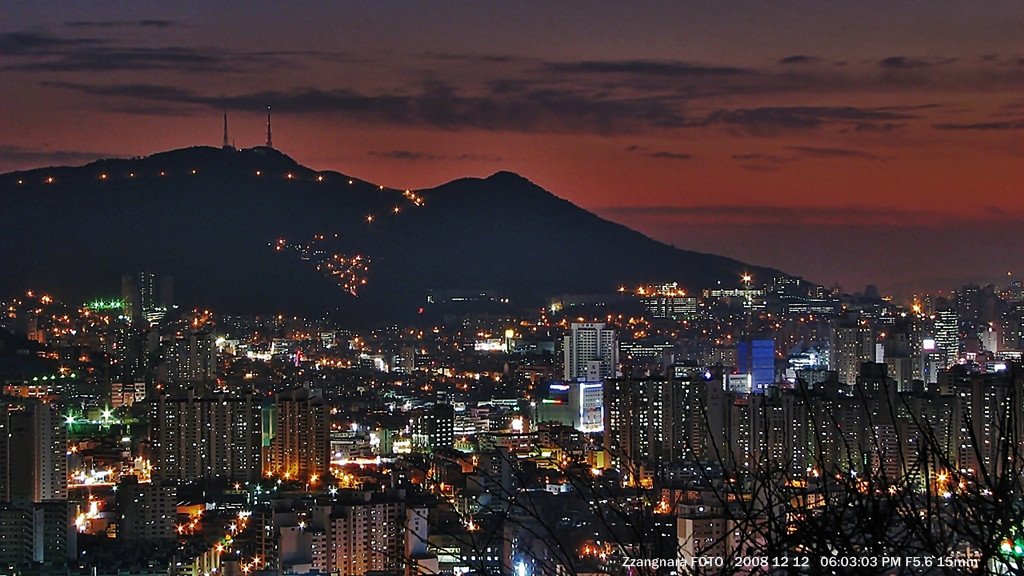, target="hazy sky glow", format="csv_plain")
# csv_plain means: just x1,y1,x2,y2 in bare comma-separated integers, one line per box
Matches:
2,1,1022,295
